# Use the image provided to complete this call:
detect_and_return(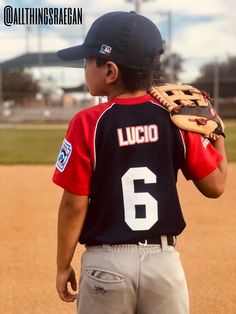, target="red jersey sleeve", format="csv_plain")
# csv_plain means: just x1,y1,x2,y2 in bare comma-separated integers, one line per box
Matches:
52,112,93,195
52,102,113,195
181,131,223,181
